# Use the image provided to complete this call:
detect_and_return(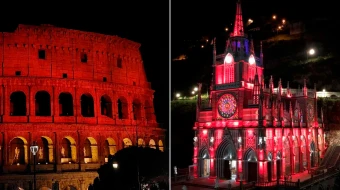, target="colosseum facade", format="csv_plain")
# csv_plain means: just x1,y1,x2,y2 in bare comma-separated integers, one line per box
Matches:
0,24,165,190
